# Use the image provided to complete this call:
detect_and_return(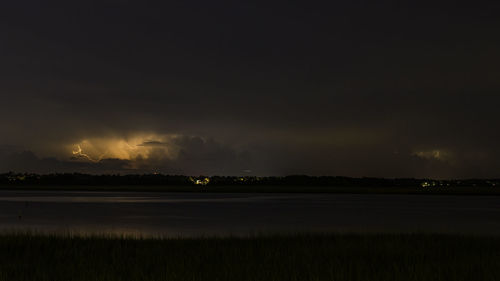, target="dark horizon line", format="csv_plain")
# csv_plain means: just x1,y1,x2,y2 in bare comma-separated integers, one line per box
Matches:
1,172,499,183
